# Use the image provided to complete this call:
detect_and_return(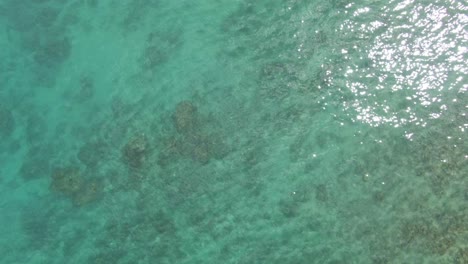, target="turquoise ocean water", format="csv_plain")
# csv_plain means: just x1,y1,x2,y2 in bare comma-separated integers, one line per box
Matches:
0,0,467,263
